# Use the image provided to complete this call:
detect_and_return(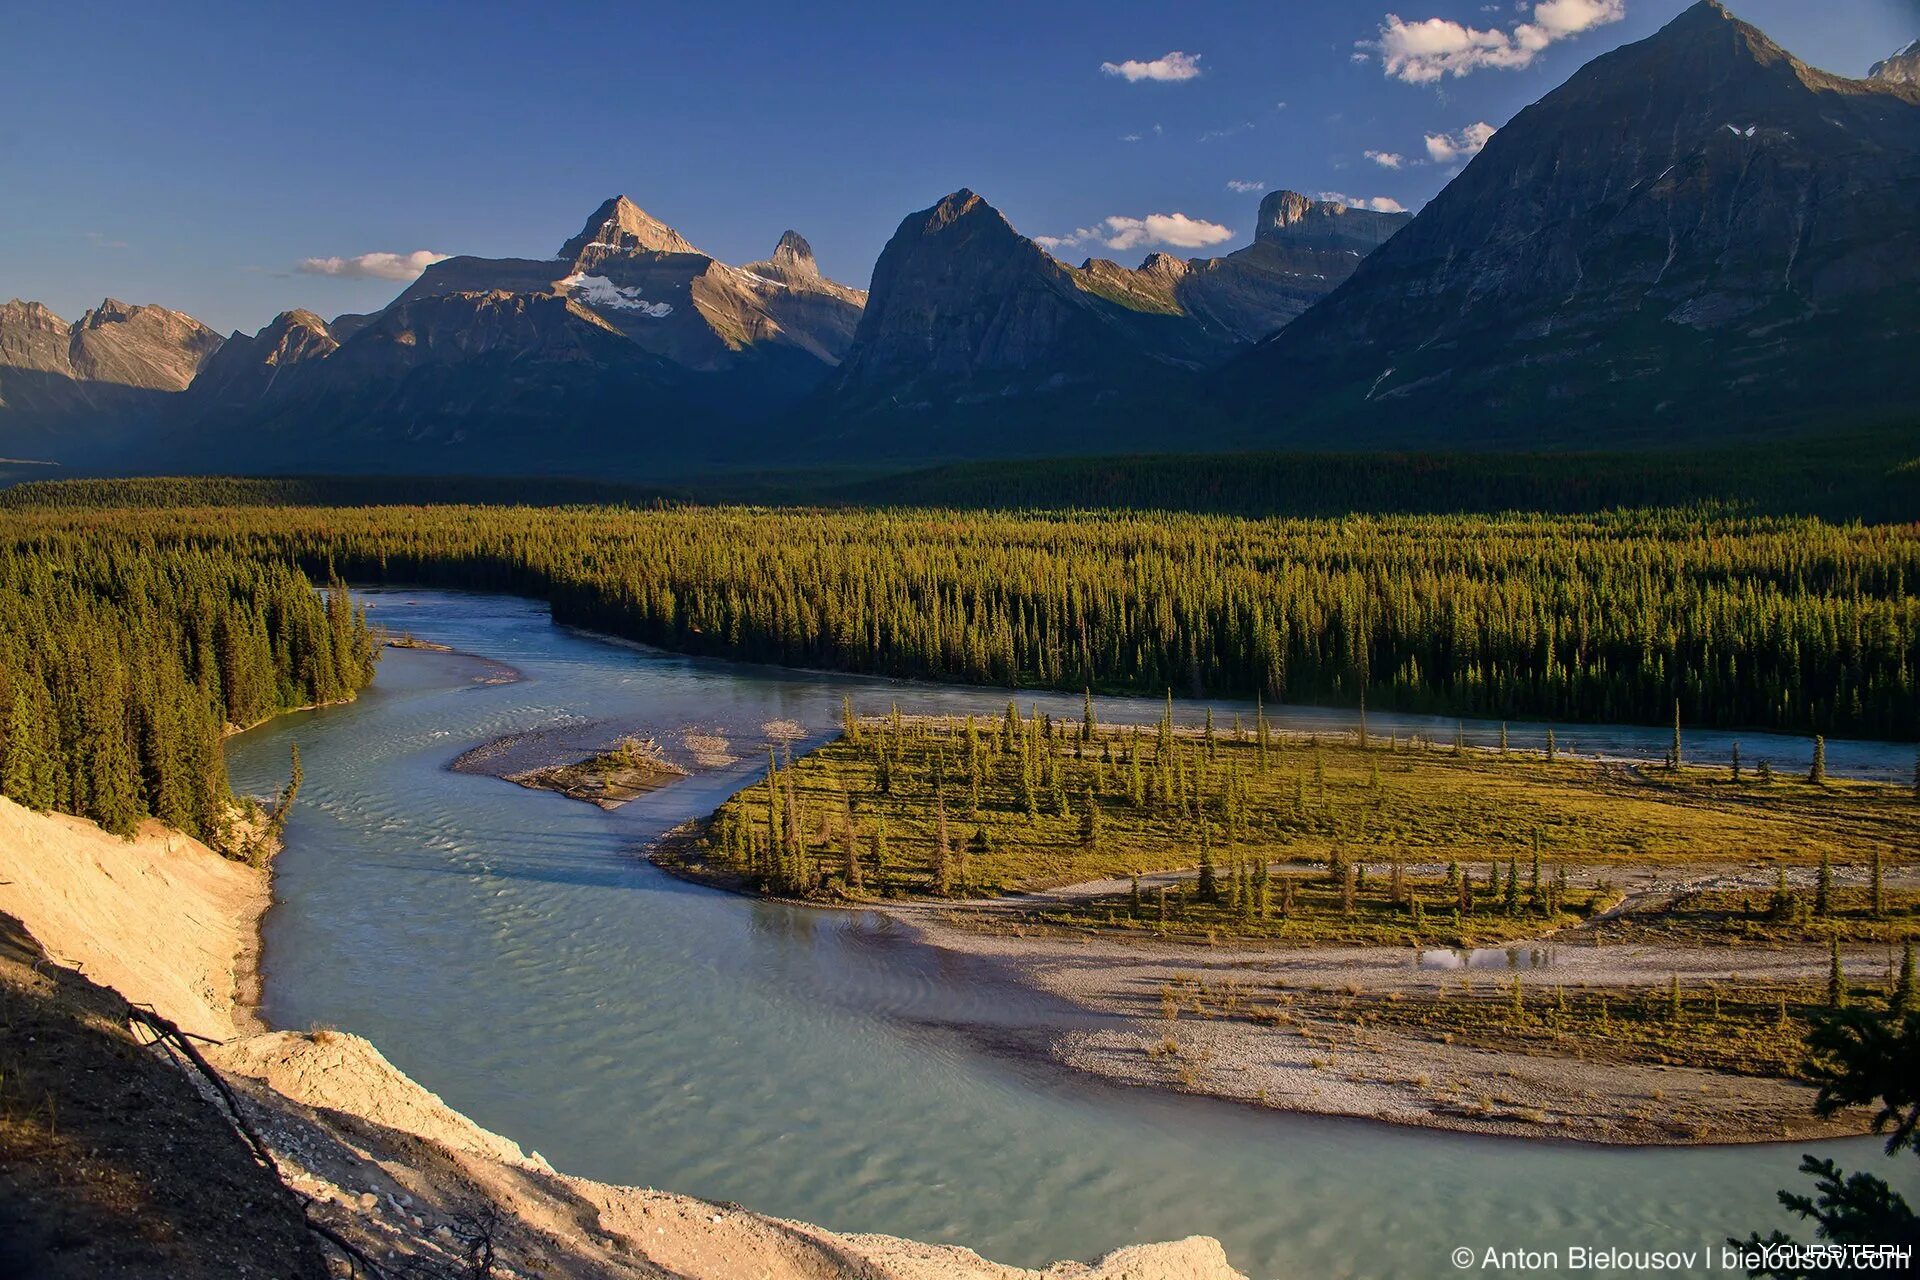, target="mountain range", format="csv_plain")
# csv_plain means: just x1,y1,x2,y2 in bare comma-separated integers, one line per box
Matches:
2,1,1914,476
